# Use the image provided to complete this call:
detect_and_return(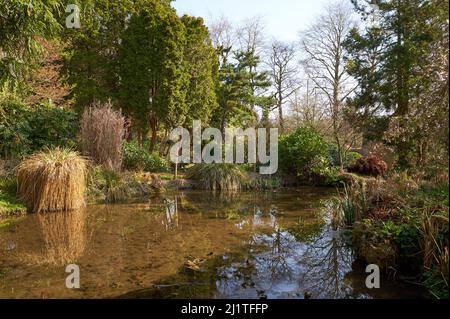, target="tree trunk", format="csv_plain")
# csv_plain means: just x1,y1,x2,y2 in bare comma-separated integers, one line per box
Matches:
149,115,158,153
